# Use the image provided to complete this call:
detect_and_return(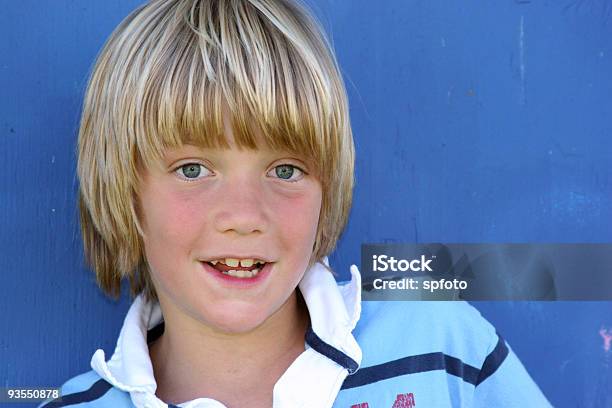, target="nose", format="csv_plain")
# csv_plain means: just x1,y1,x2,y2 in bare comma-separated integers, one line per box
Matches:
212,175,268,236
